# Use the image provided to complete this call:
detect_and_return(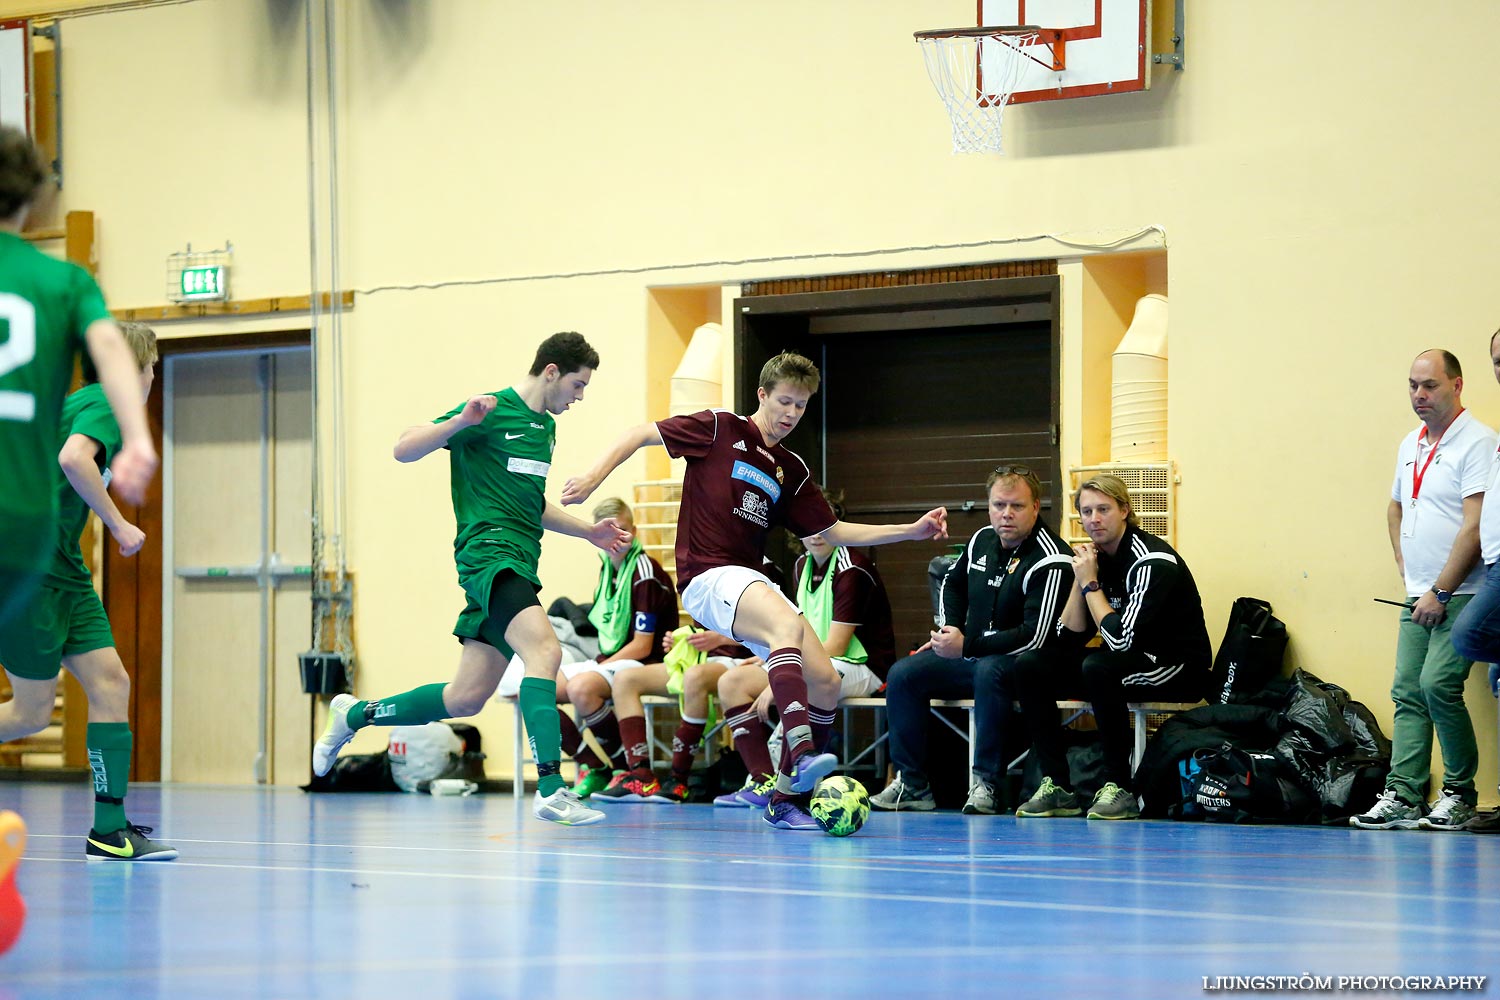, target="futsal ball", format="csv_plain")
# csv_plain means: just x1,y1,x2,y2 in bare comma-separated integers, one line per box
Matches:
809,776,870,837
